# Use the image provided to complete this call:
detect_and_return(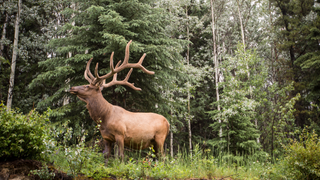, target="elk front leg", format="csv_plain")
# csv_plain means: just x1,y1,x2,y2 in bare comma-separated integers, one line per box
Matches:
103,139,112,166
115,136,125,160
